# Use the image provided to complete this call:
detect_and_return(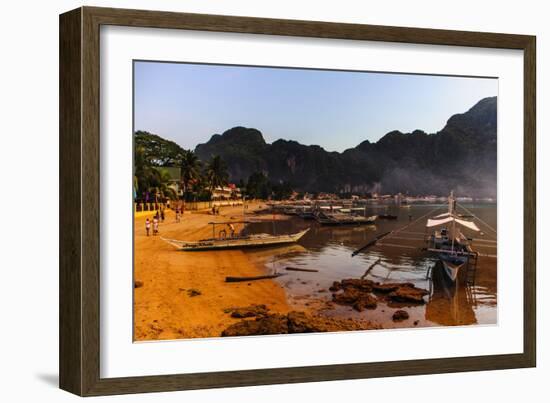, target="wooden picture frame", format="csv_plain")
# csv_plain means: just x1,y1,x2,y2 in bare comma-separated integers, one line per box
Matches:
59,6,536,396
